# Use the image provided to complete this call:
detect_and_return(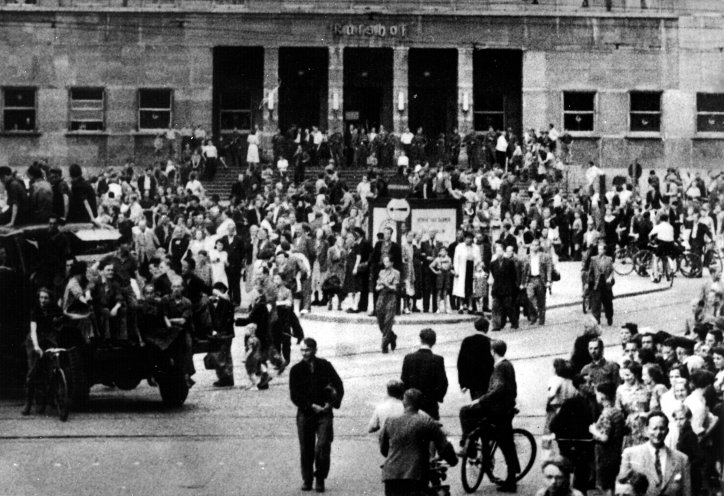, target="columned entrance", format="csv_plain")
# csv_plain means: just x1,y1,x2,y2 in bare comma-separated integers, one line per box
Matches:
408,48,458,140
278,47,328,133
473,49,523,135
212,47,264,137
343,47,393,134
